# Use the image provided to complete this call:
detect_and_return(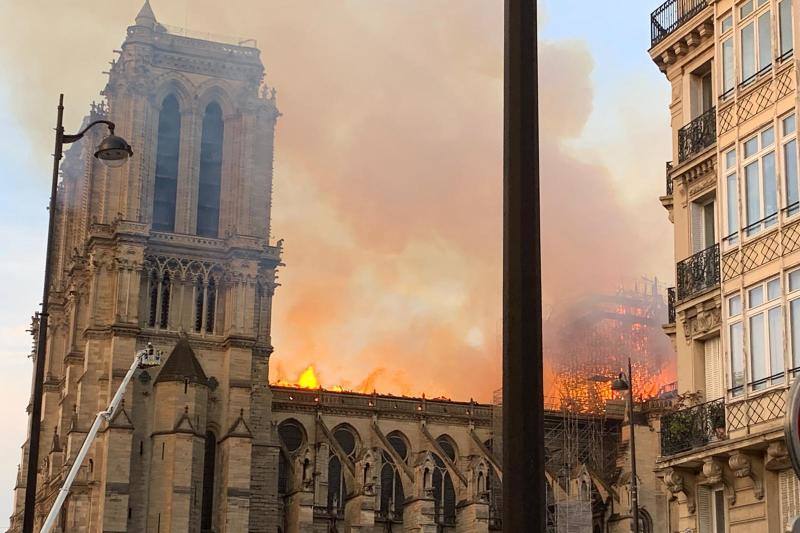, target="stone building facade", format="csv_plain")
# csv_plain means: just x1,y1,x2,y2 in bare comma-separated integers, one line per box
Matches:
649,0,800,530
